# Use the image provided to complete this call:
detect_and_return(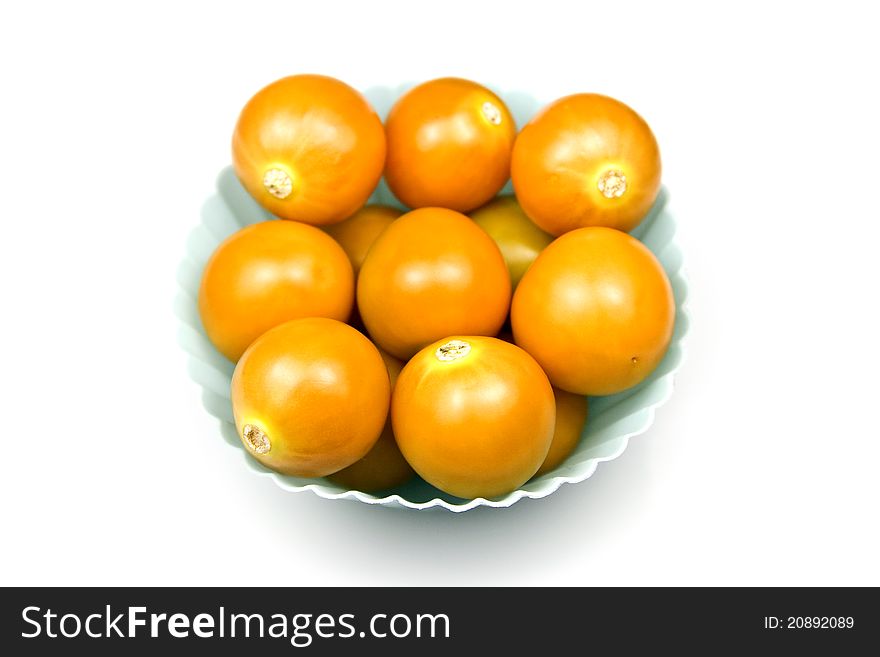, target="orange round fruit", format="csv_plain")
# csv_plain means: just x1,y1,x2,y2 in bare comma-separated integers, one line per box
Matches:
511,93,661,235
357,207,511,360
534,389,589,477
322,204,402,276
469,194,553,289
231,318,390,477
328,347,414,492
384,78,516,212
198,220,354,362
232,74,386,225
512,227,674,395
494,333,589,476
392,336,555,499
